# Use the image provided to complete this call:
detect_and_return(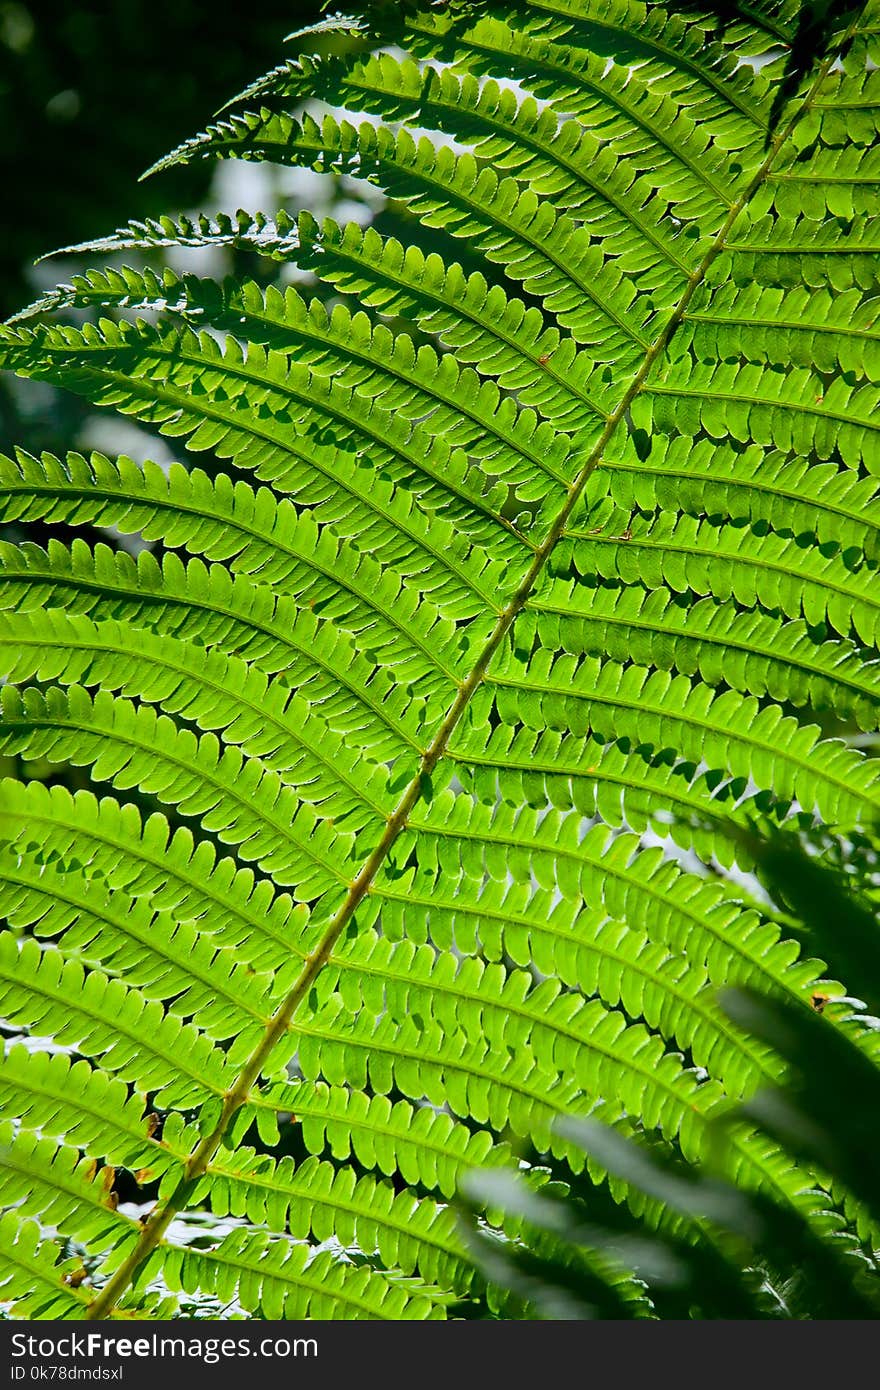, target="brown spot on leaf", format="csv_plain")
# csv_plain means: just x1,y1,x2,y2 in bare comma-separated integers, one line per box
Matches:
98,1167,119,1208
